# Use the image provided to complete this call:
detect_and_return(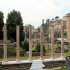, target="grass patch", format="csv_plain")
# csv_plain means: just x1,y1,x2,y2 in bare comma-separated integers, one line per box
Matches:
54,67,66,70
8,55,29,58
32,44,57,53
0,57,3,59
0,54,29,59
32,47,35,50
45,44,56,53
20,55,29,57
64,52,70,55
